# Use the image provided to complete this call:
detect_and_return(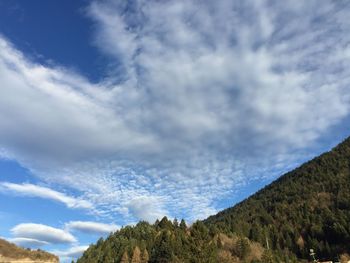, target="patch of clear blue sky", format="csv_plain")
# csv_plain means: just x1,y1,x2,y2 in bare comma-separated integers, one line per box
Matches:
0,0,109,83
